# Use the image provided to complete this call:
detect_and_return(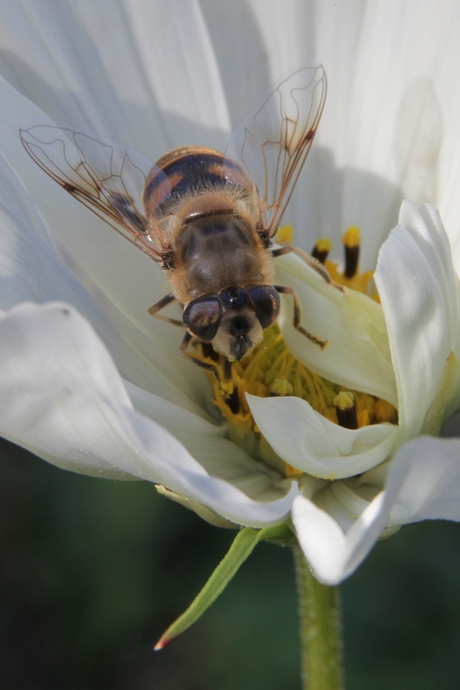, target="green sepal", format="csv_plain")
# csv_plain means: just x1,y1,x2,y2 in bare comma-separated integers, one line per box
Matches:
154,522,292,649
